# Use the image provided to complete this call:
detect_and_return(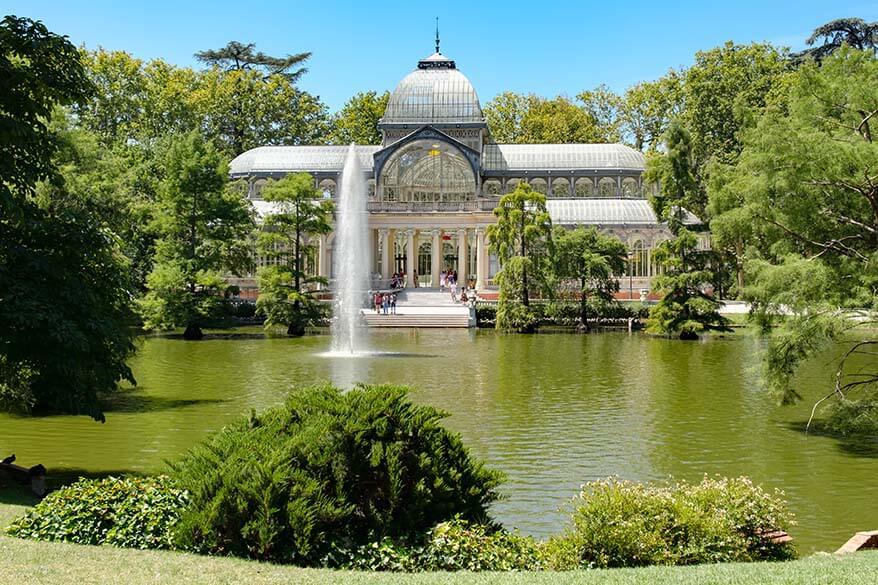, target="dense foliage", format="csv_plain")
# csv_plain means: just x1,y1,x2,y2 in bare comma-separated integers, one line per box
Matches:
329,520,542,572
708,47,878,423
255,173,333,336
139,131,254,340
170,383,503,564
549,477,795,569
488,183,553,332
553,227,628,330
0,16,138,420
7,476,188,550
